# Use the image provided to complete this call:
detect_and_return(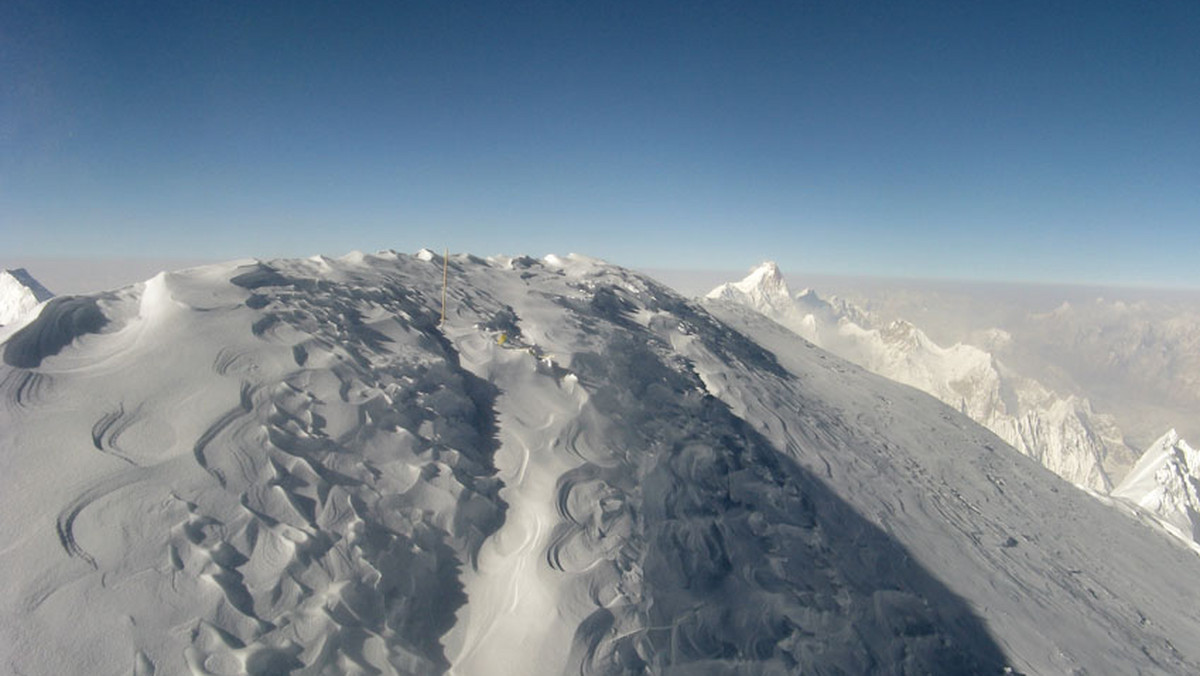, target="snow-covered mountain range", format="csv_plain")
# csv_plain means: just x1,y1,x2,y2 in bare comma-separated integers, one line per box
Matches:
4,251,1200,674
708,262,1136,492
0,268,53,326
1012,296,1200,449
780,274,1200,453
